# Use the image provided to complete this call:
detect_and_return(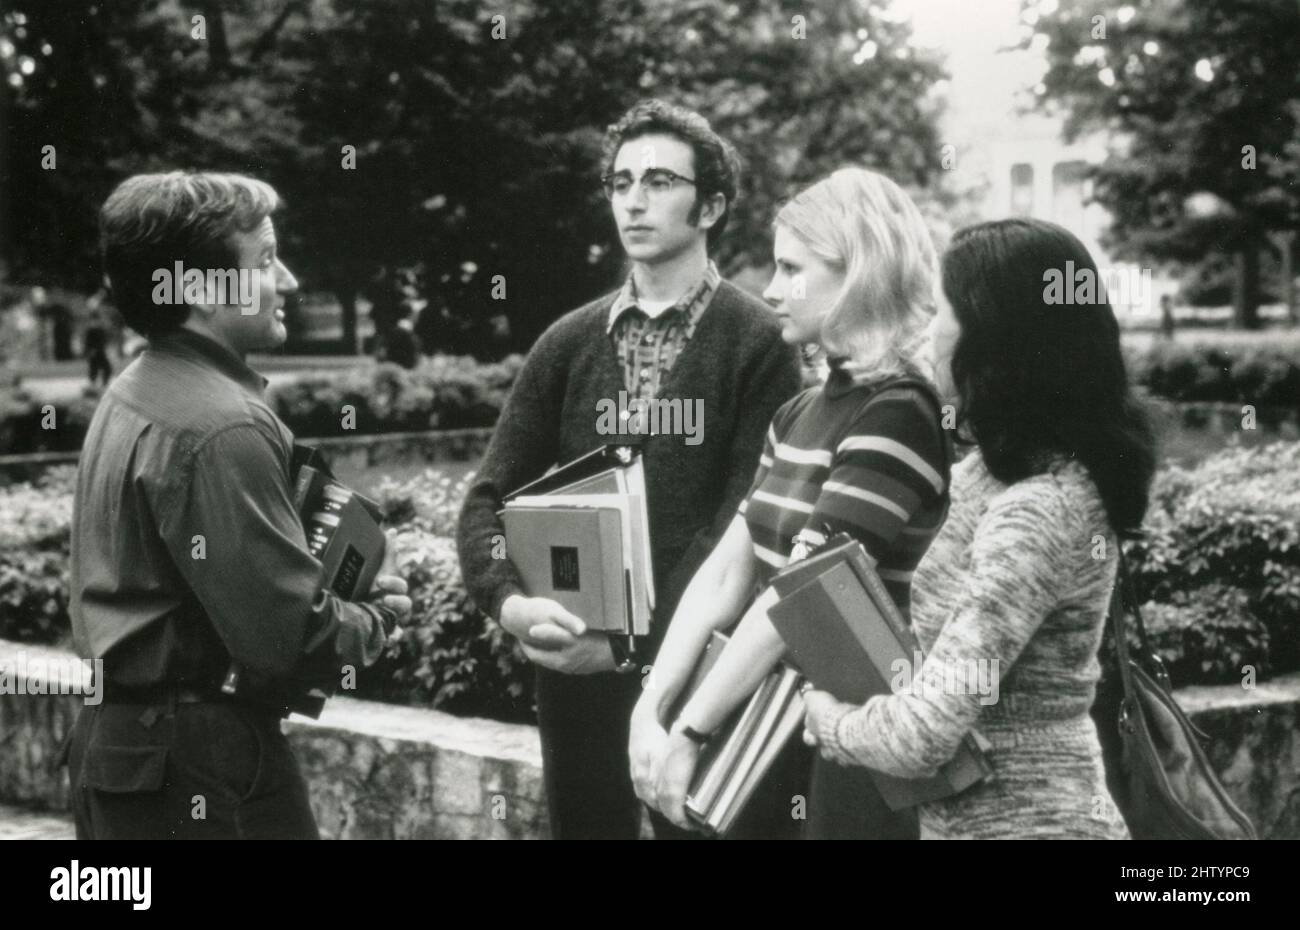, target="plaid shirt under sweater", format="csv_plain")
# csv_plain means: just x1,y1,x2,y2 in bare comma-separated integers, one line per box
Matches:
606,261,721,401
